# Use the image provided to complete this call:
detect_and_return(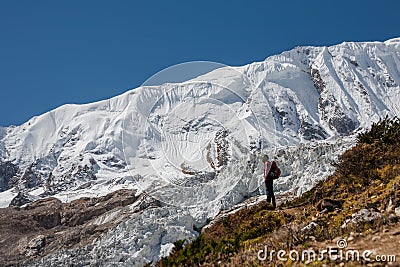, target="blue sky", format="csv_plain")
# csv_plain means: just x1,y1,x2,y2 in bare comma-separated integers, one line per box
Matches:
1,0,399,126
